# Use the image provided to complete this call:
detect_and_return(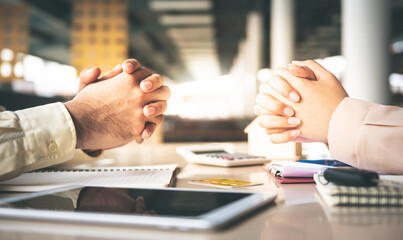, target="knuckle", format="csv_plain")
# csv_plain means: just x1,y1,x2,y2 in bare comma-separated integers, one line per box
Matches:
266,129,277,135
133,87,146,99
272,77,288,92
126,71,136,81
150,75,162,87
103,70,112,77
257,115,271,128
269,76,285,91
267,75,277,85
142,67,152,76
272,102,284,114
270,137,281,144
270,74,281,81
274,67,282,73
157,115,164,124
271,134,288,144
255,93,263,104
80,68,89,77
160,101,168,111
153,74,163,84
125,58,140,65
131,59,140,67
259,83,269,93
273,116,285,127
132,129,142,138
259,95,280,113
278,83,290,95
123,59,141,73
163,86,171,99
132,68,151,83
276,67,287,74
149,74,158,84
130,125,143,138
134,67,146,75
158,75,164,84
256,116,264,125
